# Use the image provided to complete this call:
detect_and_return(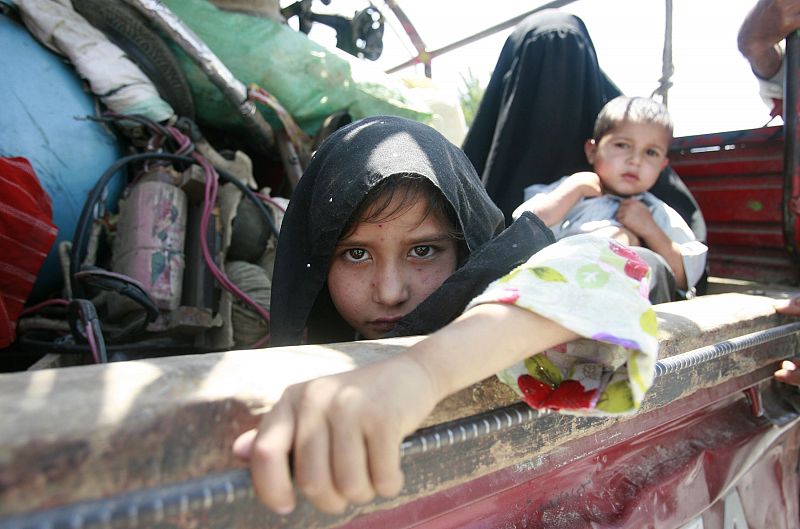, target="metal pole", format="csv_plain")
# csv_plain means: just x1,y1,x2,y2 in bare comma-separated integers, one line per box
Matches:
385,0,579,75
660,0,674,106
383,0,432,77
783,31,800,259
